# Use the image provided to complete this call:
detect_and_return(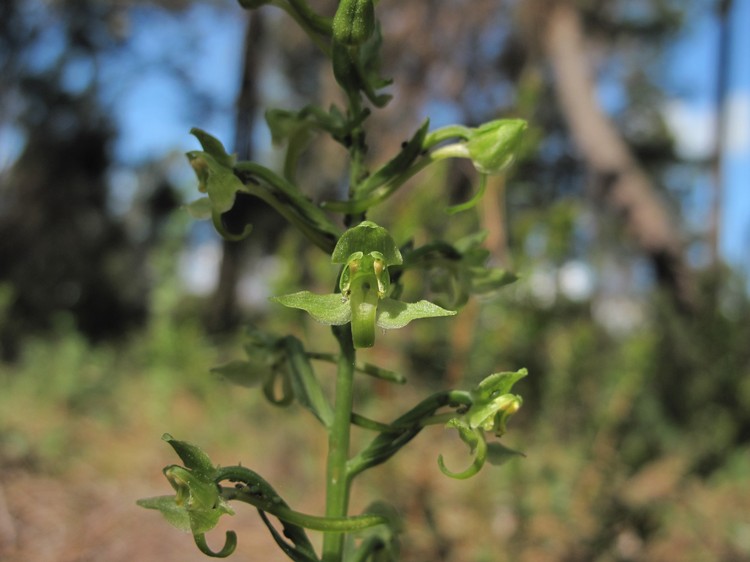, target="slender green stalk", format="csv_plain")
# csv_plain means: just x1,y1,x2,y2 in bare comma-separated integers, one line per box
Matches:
220,486,385,532
322,325,357,562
